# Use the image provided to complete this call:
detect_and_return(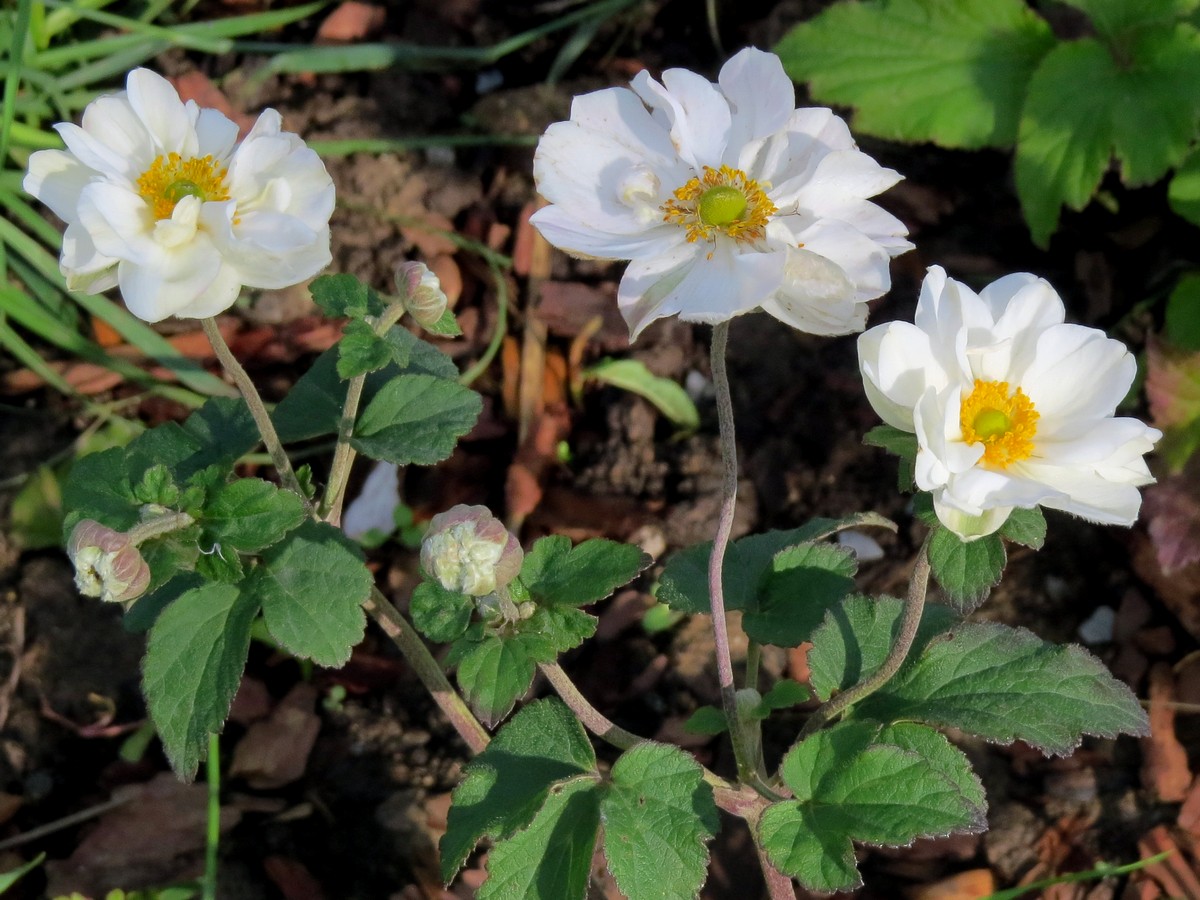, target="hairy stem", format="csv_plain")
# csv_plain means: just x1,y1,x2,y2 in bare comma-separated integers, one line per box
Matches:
201,318,306,501
796,535,932,741
757,844,797,900
365,587,490,753
126,511,195,545
320,374,365,524
708,321,756,783
539,662,641,750
203,732,220,900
